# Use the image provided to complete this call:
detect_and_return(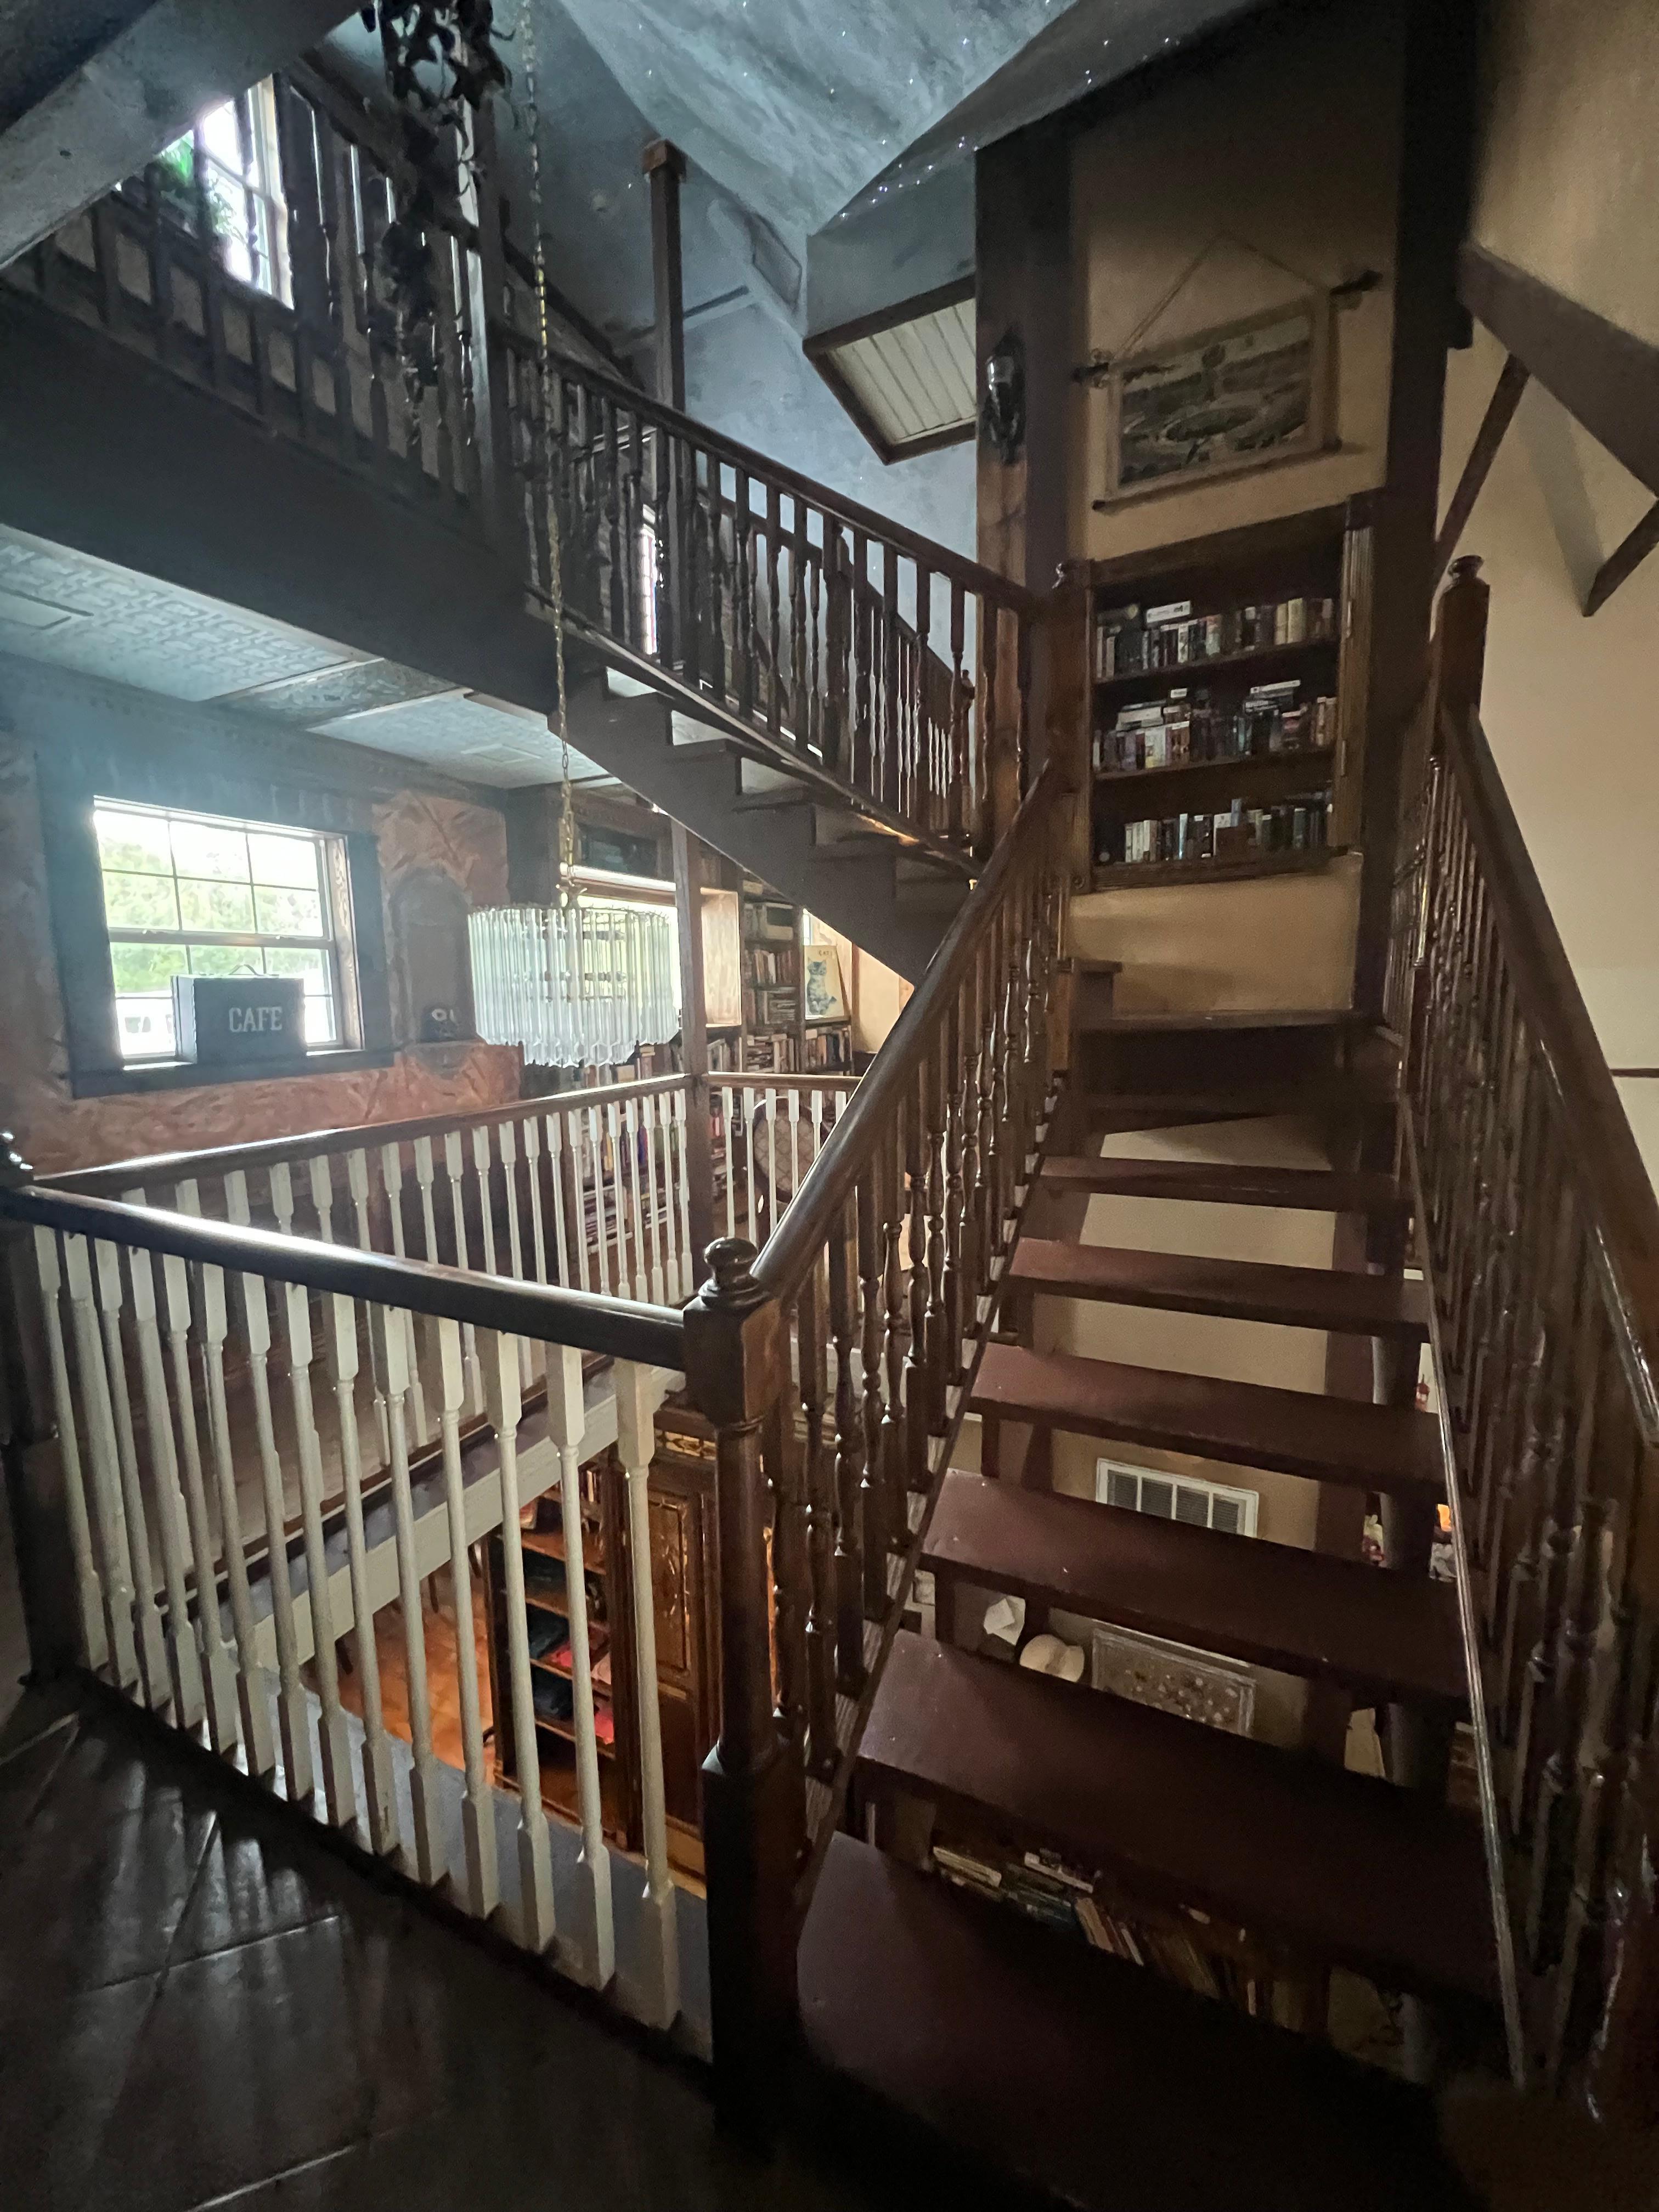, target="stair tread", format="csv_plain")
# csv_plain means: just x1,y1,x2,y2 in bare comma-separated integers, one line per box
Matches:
1082,1007,1374,1033
1078,1084,1396,1124
969,1342,1443,1494
922,1470,1465,1703
800,1832,1477,2212
1040,1155,1408,1214
1008,1237,1430,1338
859,1633,1496,2002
